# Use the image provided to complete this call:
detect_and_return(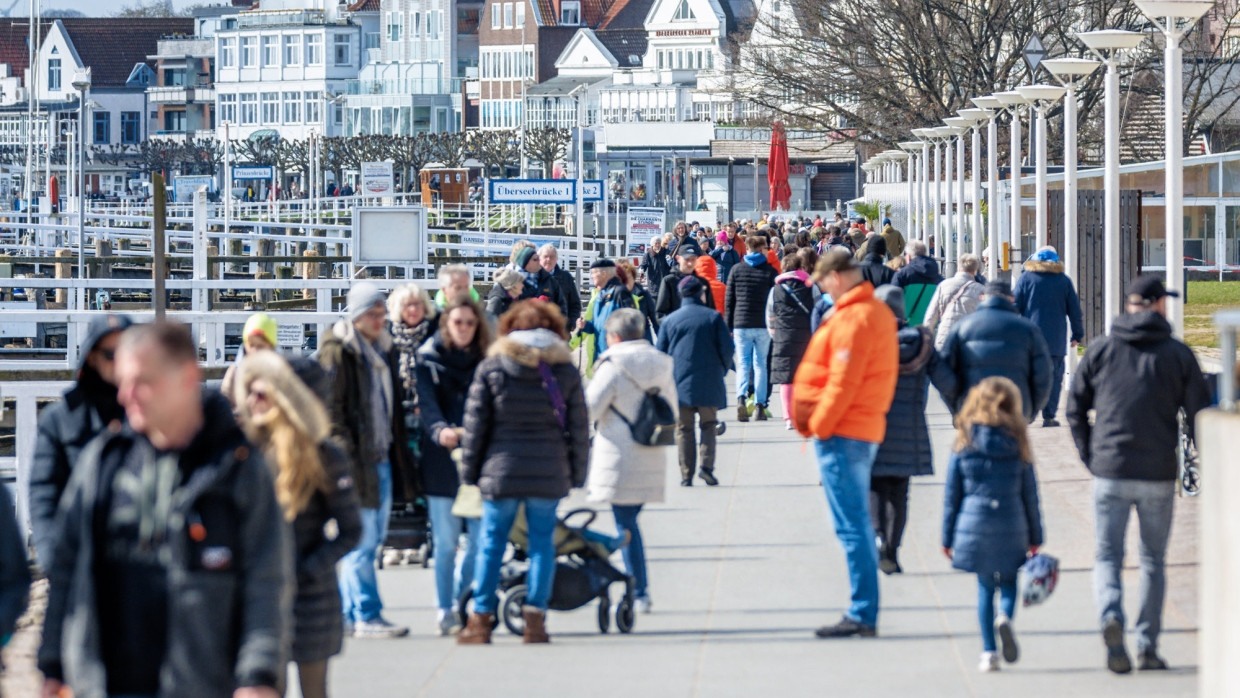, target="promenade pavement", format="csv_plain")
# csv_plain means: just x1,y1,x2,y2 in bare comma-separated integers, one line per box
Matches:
322,390,1200,698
